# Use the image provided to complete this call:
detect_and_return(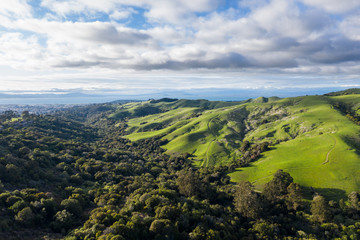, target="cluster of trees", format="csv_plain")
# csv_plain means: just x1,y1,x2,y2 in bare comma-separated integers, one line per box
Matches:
1,109,360,239
0,110,18,123
228,140,270,170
